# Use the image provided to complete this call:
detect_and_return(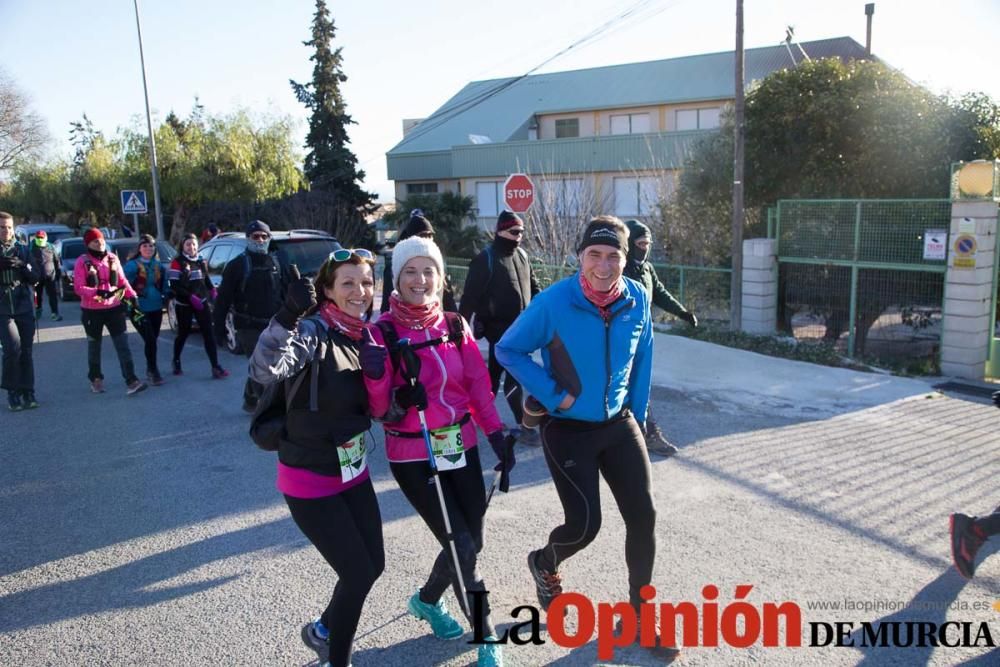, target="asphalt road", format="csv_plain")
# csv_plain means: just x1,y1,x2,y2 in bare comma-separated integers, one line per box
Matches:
1,301,997,666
